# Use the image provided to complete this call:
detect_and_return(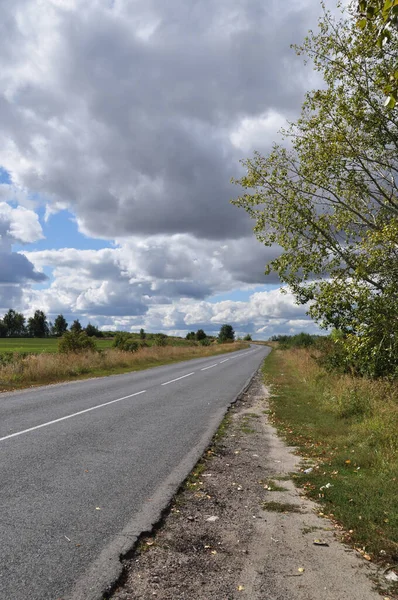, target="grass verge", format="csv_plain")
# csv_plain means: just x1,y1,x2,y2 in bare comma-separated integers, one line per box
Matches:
0,342,248,392
262,348,398,565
